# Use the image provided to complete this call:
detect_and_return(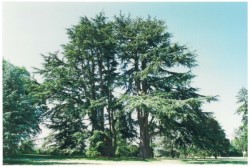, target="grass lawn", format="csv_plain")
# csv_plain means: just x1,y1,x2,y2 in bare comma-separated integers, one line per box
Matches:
3,154,248,165
181,157,248,165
